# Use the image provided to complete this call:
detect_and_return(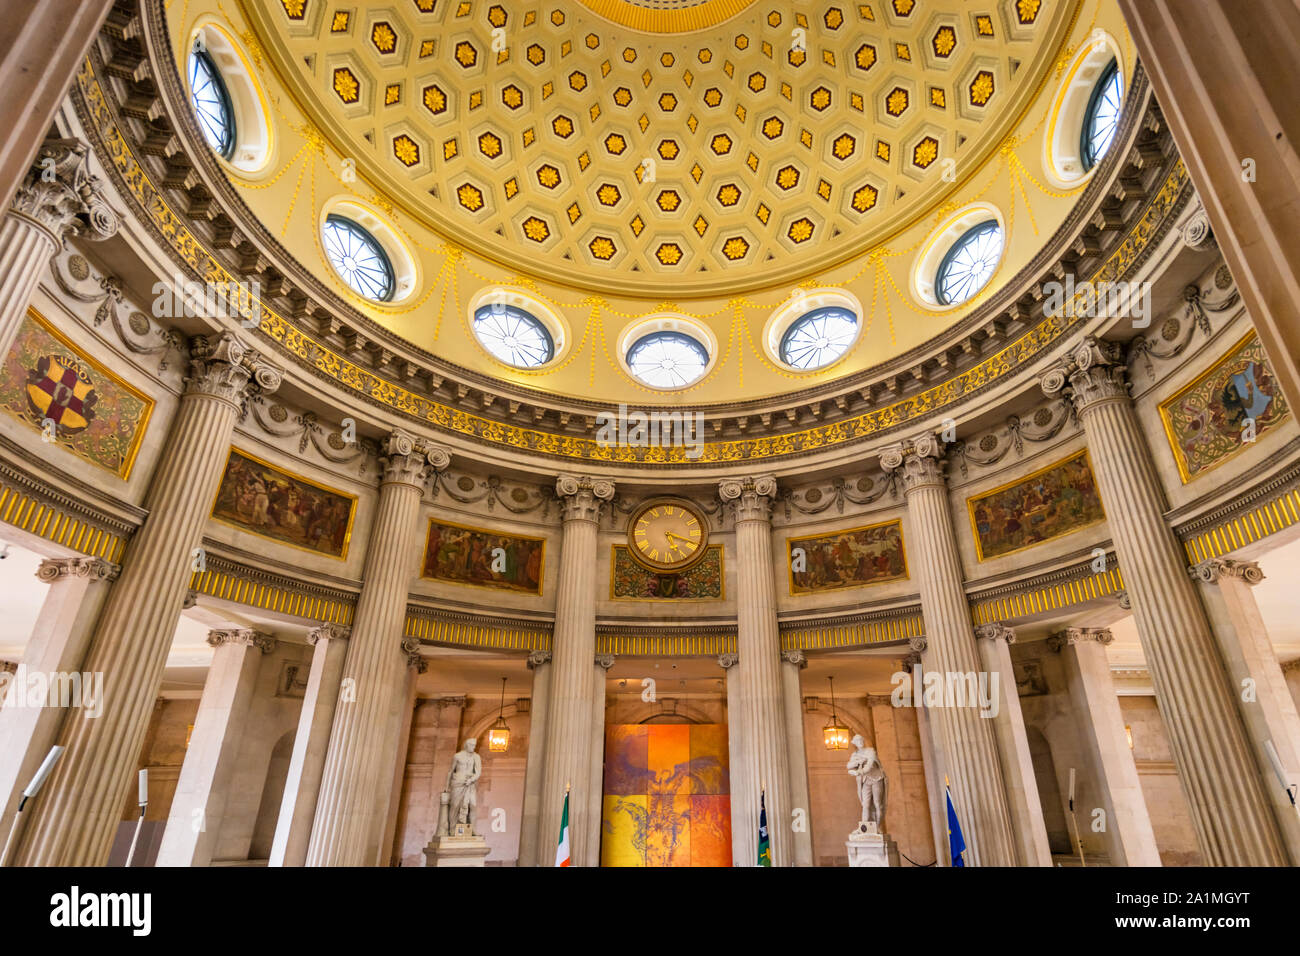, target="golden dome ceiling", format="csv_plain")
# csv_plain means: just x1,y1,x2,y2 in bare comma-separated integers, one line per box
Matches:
247,0,1064,296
